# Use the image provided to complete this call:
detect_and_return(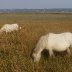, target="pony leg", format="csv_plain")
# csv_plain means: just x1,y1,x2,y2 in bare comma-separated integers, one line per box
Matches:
67,48,71,55
49,49,54,57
